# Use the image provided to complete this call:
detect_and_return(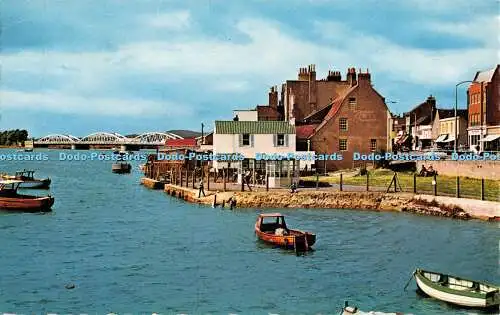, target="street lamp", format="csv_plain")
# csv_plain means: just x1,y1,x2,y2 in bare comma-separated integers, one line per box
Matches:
455,80,474,153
